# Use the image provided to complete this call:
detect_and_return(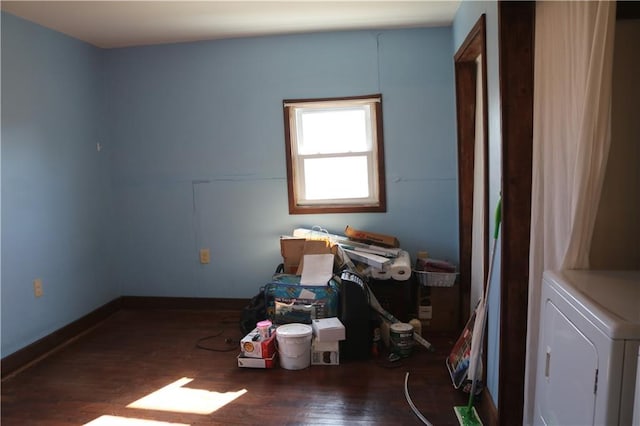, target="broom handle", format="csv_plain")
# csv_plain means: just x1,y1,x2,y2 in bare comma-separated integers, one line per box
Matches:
467,197,502,410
